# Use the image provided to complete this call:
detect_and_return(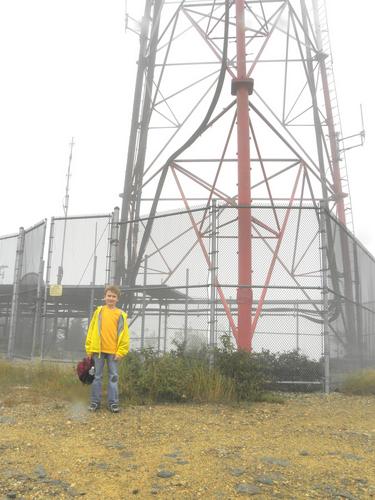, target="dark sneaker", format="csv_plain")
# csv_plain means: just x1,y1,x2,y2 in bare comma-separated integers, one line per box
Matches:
88,402,100,412
109,403,120,413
